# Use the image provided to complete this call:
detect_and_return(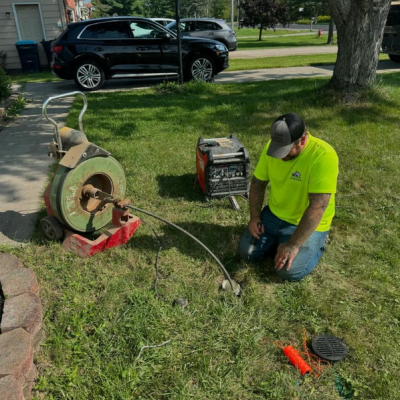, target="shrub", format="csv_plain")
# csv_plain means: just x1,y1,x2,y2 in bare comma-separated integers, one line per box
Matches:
0,68,12,102
0,50,7,70
318,15,331,23
6,93,26,117
297,16,331,24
